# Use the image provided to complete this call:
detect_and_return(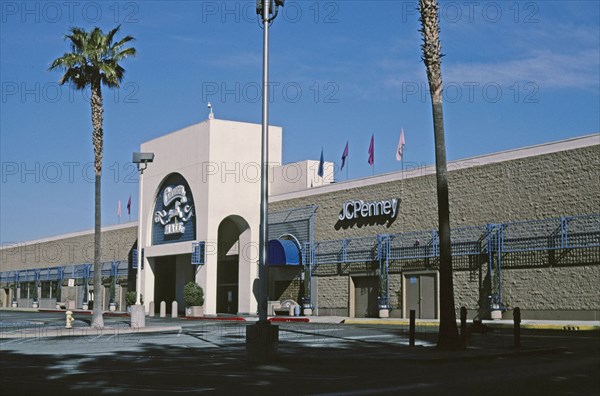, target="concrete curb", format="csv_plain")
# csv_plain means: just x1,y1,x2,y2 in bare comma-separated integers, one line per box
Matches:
0,325,182,339
342,318,600,331
344,318,439,326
